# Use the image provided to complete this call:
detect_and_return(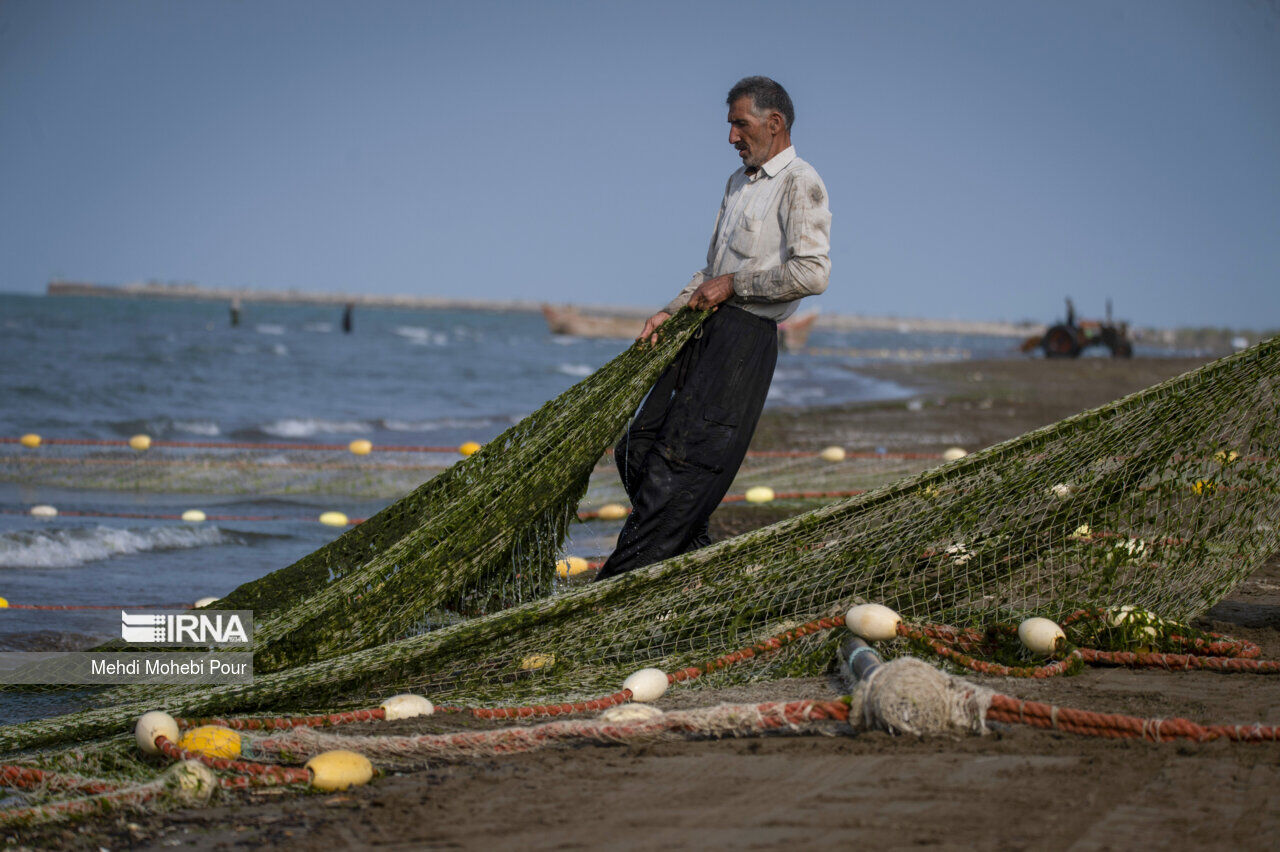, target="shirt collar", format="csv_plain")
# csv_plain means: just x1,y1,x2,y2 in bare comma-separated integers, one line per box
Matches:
758,145,796,178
